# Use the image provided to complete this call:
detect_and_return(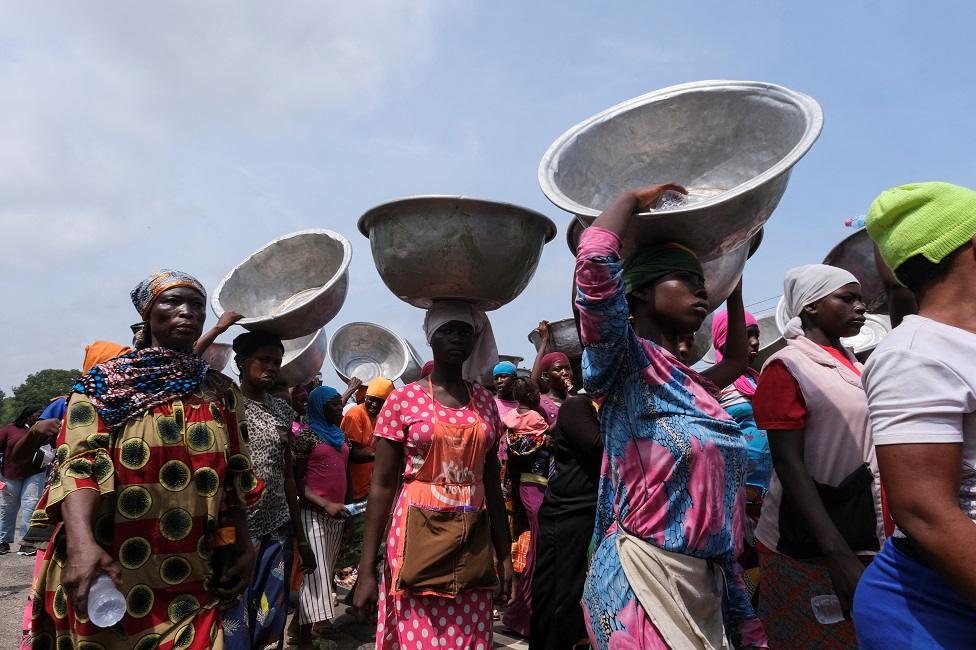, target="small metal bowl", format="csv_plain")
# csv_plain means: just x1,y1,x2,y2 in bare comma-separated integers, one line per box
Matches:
278,329,328,388
213,230,351,340
527,318,583,360
328,322,412,384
